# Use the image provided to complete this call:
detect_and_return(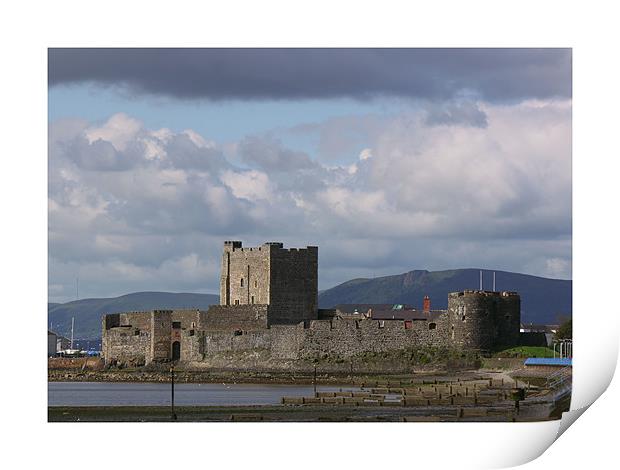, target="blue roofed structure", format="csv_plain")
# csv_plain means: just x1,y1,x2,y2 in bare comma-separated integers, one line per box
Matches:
524,357,572,367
